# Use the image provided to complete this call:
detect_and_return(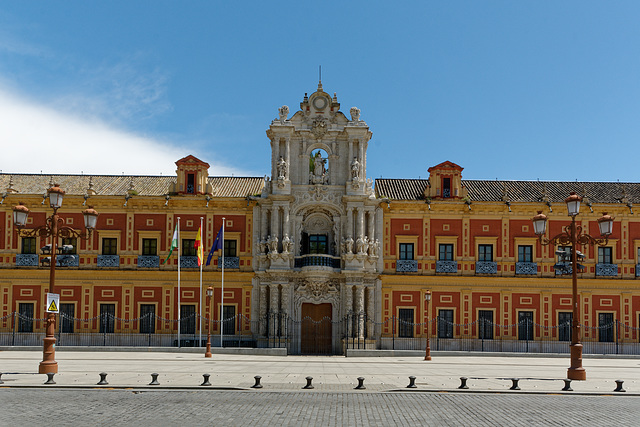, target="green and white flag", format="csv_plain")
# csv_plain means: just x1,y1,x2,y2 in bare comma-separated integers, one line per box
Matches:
162,225,178,264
